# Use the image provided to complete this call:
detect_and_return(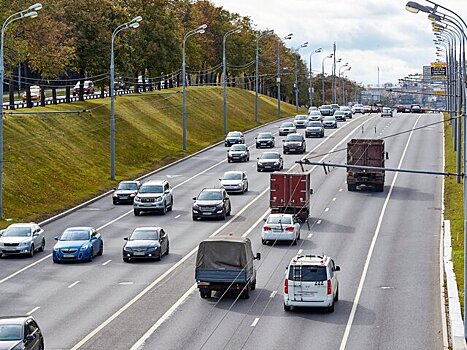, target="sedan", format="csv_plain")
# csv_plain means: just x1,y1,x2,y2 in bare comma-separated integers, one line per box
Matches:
0,223,45,258
319,105,333,116
219,171,248,193
224,131,245,147
0,316,44,350
351,104,364,114
279,122,296,136
122,227,169,262
340,106,353,119
381,107,393,117
305,121,324,138
322,116,338,128
53,227,103,263
293,115,308,129
308,110,322,121
363,105,372,113
283,133,306,154
255,132,275,148
257,151,283,172
333,111,347,122
227,144,249,162
113,180,141,204
261,213,300,245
